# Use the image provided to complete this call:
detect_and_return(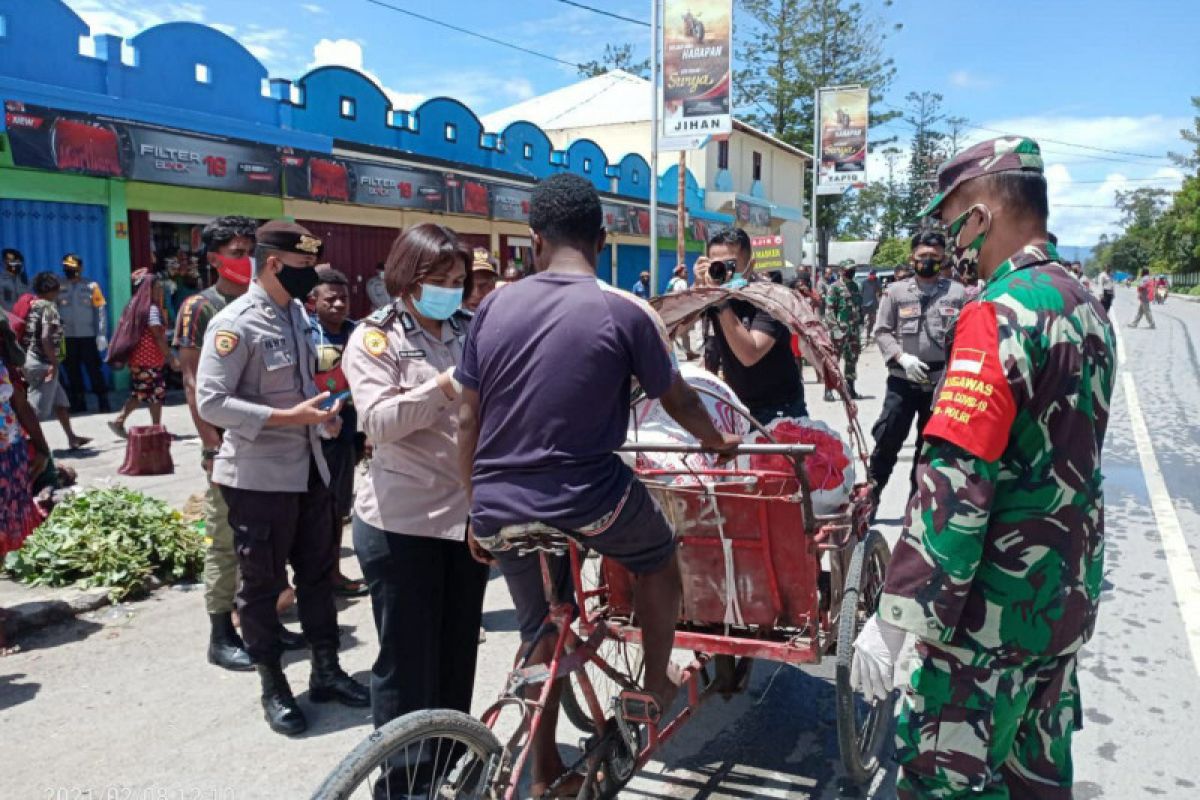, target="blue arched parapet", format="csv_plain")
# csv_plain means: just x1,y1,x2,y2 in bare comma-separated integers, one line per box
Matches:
658,163,705,210
123,23,275,125
0,0,104,93
565,138,609,192
491,121,556,180
409,97,486,167
616,153,651,200
291,66,407,151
